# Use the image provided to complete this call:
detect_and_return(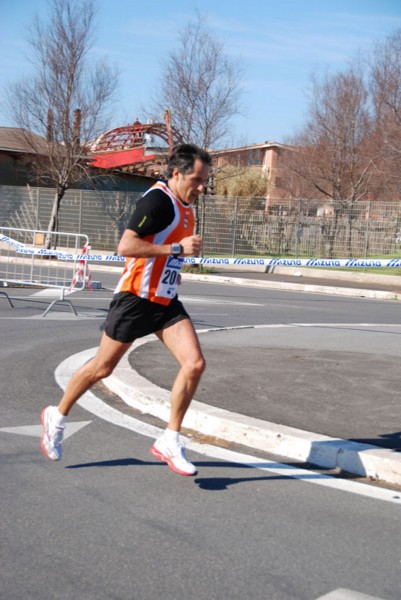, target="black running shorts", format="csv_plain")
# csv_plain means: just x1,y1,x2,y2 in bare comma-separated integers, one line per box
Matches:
101,292,190,343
